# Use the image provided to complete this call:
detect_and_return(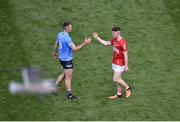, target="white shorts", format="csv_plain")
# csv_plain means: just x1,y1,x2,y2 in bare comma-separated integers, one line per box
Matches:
112,64,125,72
